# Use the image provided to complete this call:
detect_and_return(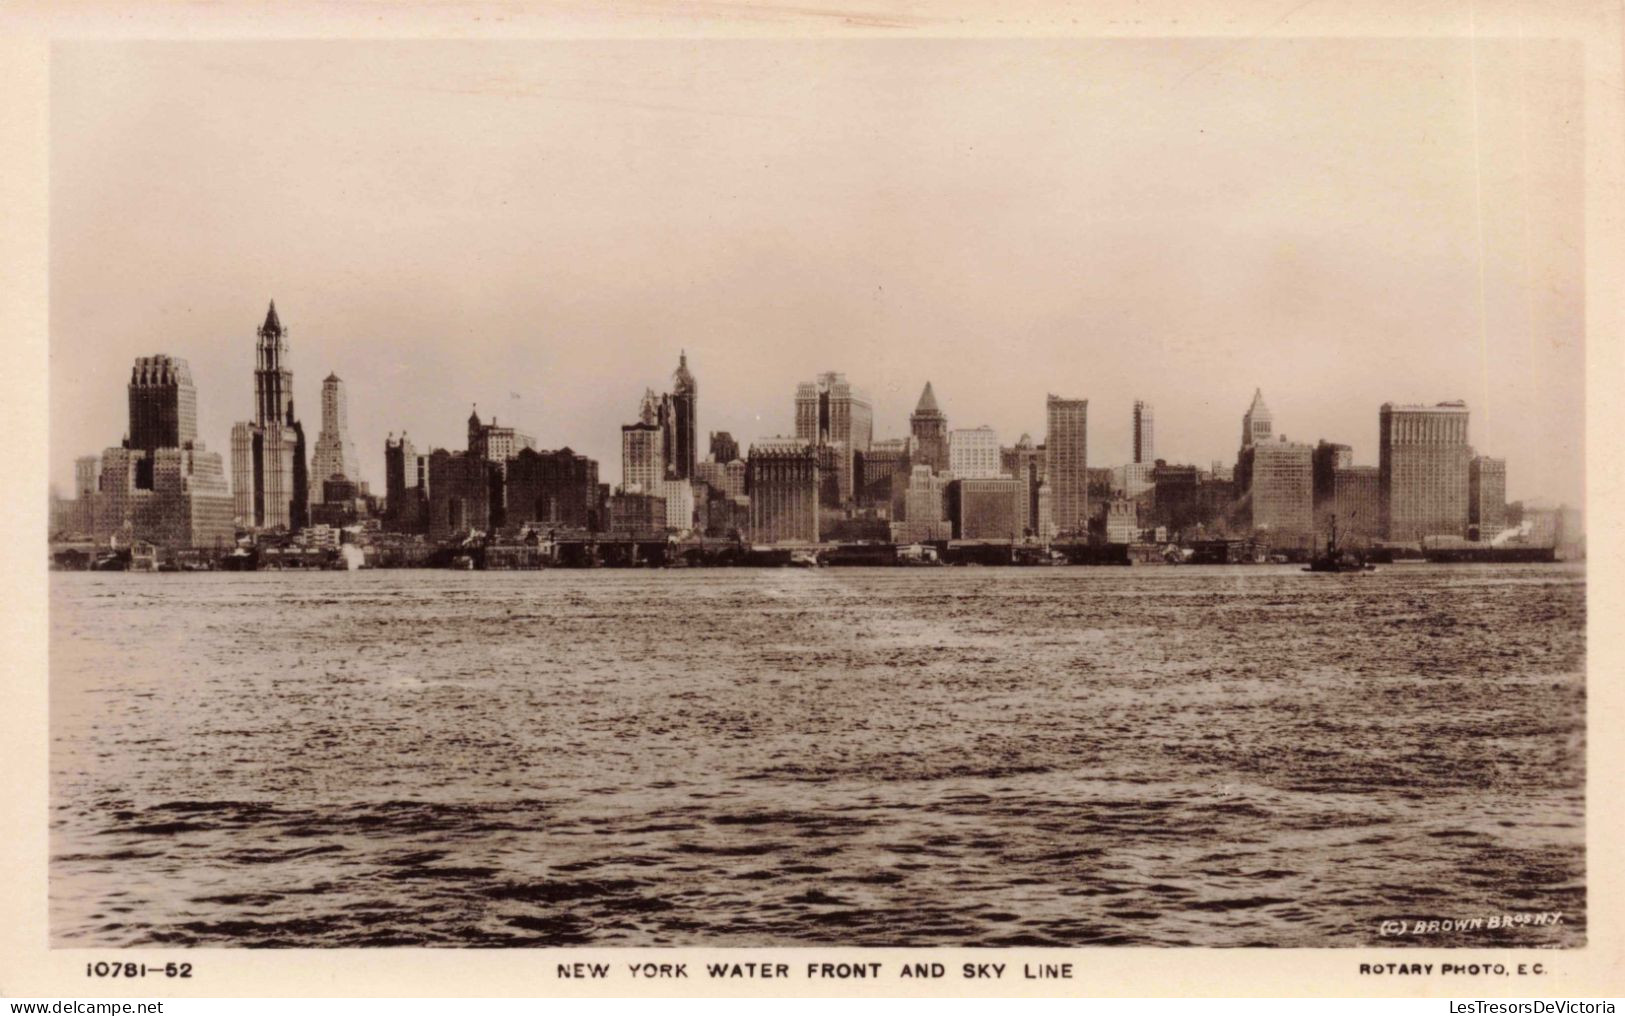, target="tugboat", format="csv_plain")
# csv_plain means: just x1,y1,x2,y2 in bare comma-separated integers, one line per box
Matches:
1304,515,1376,573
